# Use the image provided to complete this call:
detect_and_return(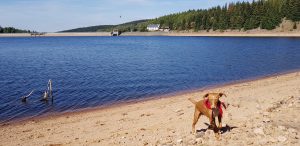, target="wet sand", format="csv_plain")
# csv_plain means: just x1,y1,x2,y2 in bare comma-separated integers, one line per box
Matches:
0,71,299,146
